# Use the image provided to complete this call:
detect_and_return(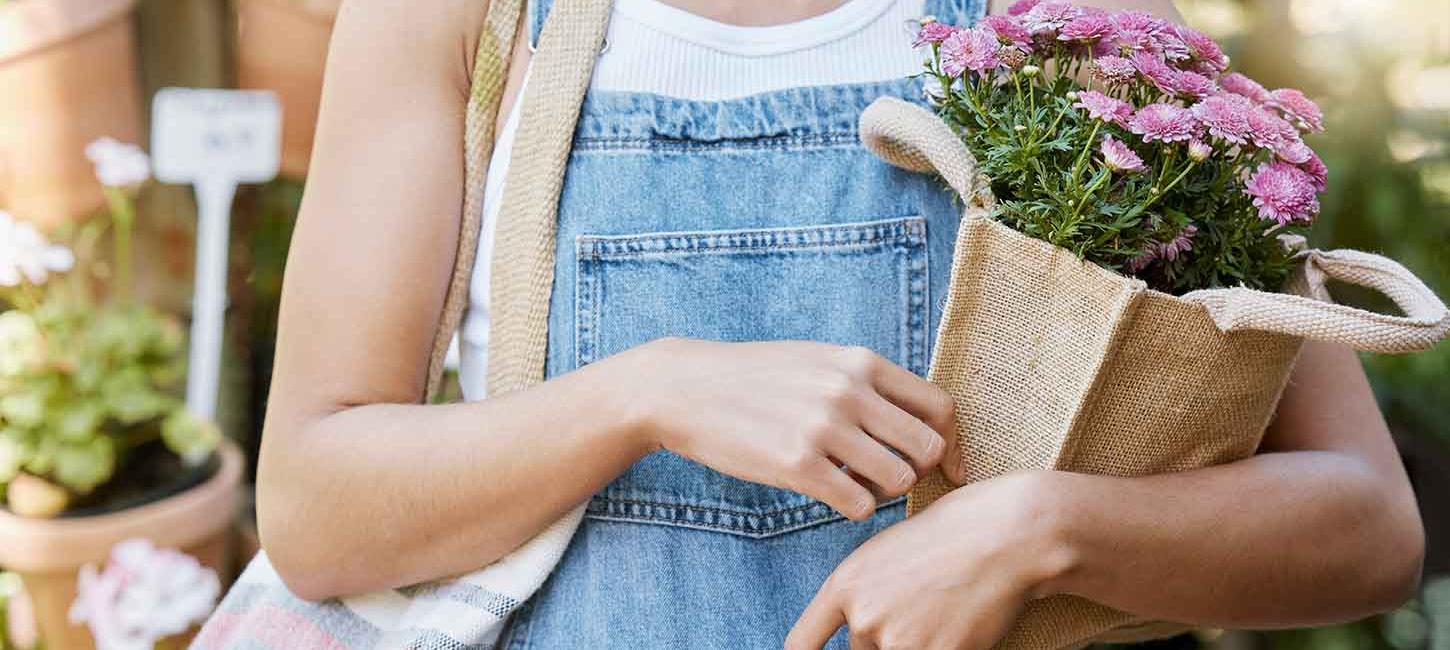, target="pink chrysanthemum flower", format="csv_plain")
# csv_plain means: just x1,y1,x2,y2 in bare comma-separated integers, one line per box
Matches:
1175,25,1229,74
1074,90,1133,126
1243,161,1320,225
1190,93,1254,145
1129,103,1198,143
1300,151,1328,192
940,27,1001,76
980,15,1034,51
1173,70,1216,100
913,21,959,48
1245,105,1306,161
1154,28,1191,63
1132,52,1180,97
1091,55,1137,86
1095,10,1166,56
1160,224,1198,261
1058,13,1114,44
1187,139,1213,162
1219,72,1270,103
1267,88,1325,133
1100,135,1146,174
1007,0,1042,16
1126,224,1198,272
1275,139,1314,165
1021,1,1083,36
